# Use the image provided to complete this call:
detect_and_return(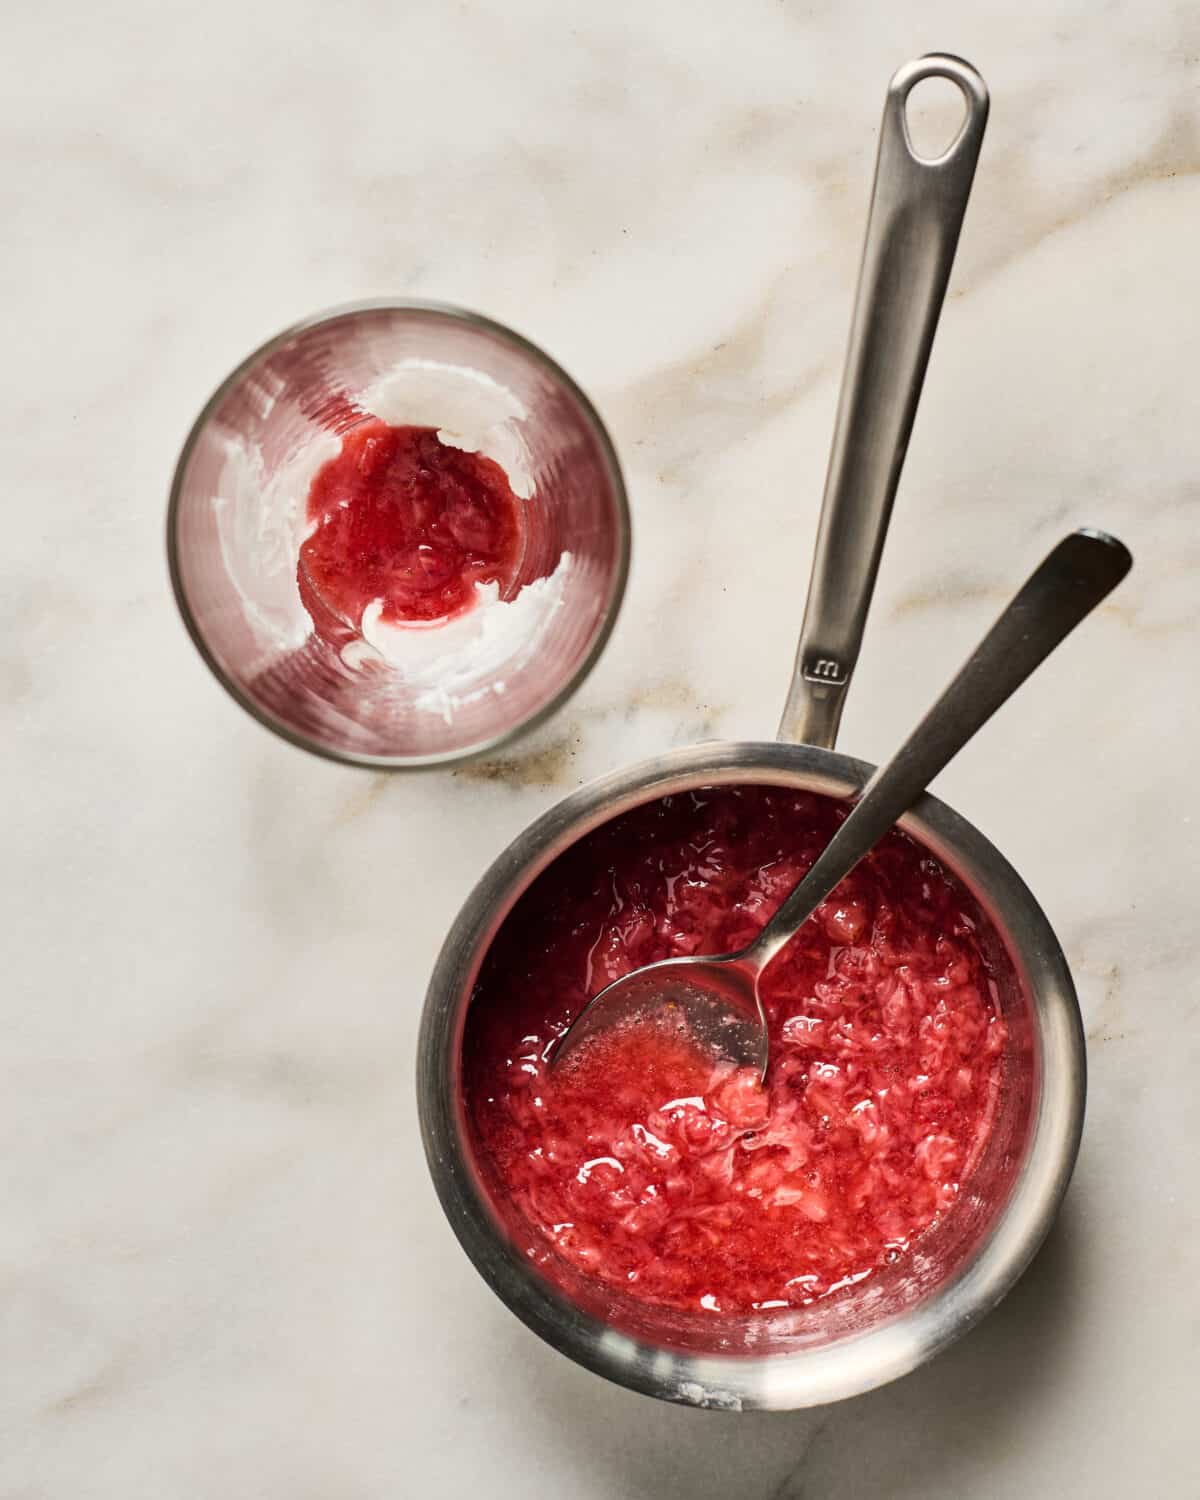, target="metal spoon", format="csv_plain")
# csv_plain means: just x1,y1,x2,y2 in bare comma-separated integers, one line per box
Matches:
551,529,1132,1078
